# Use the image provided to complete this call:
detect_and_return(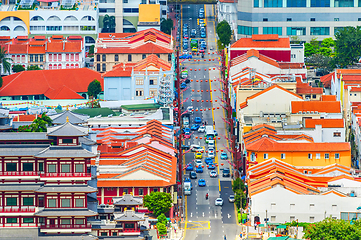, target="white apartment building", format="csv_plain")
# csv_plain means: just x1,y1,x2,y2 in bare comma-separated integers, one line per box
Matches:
98,0,167,33
236,0,361,41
